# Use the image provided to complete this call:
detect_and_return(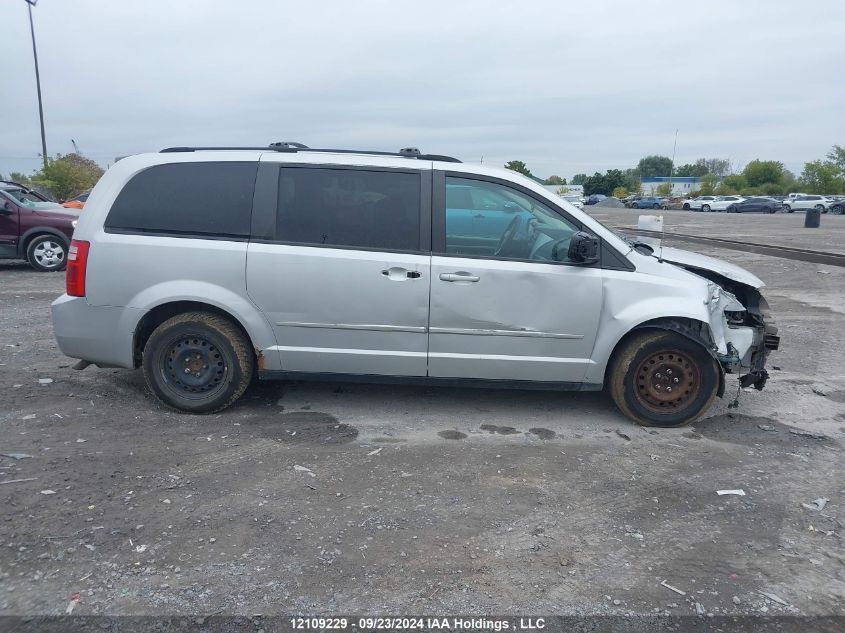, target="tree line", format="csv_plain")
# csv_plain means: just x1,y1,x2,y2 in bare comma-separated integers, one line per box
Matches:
506,146,845,198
